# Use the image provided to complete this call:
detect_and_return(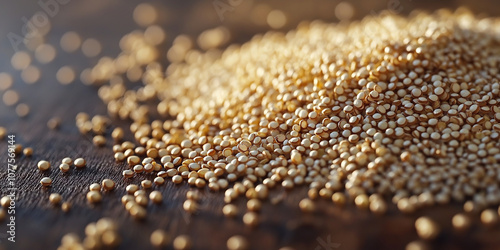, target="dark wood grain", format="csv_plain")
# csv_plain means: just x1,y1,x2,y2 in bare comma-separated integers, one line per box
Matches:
1,1,500,249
